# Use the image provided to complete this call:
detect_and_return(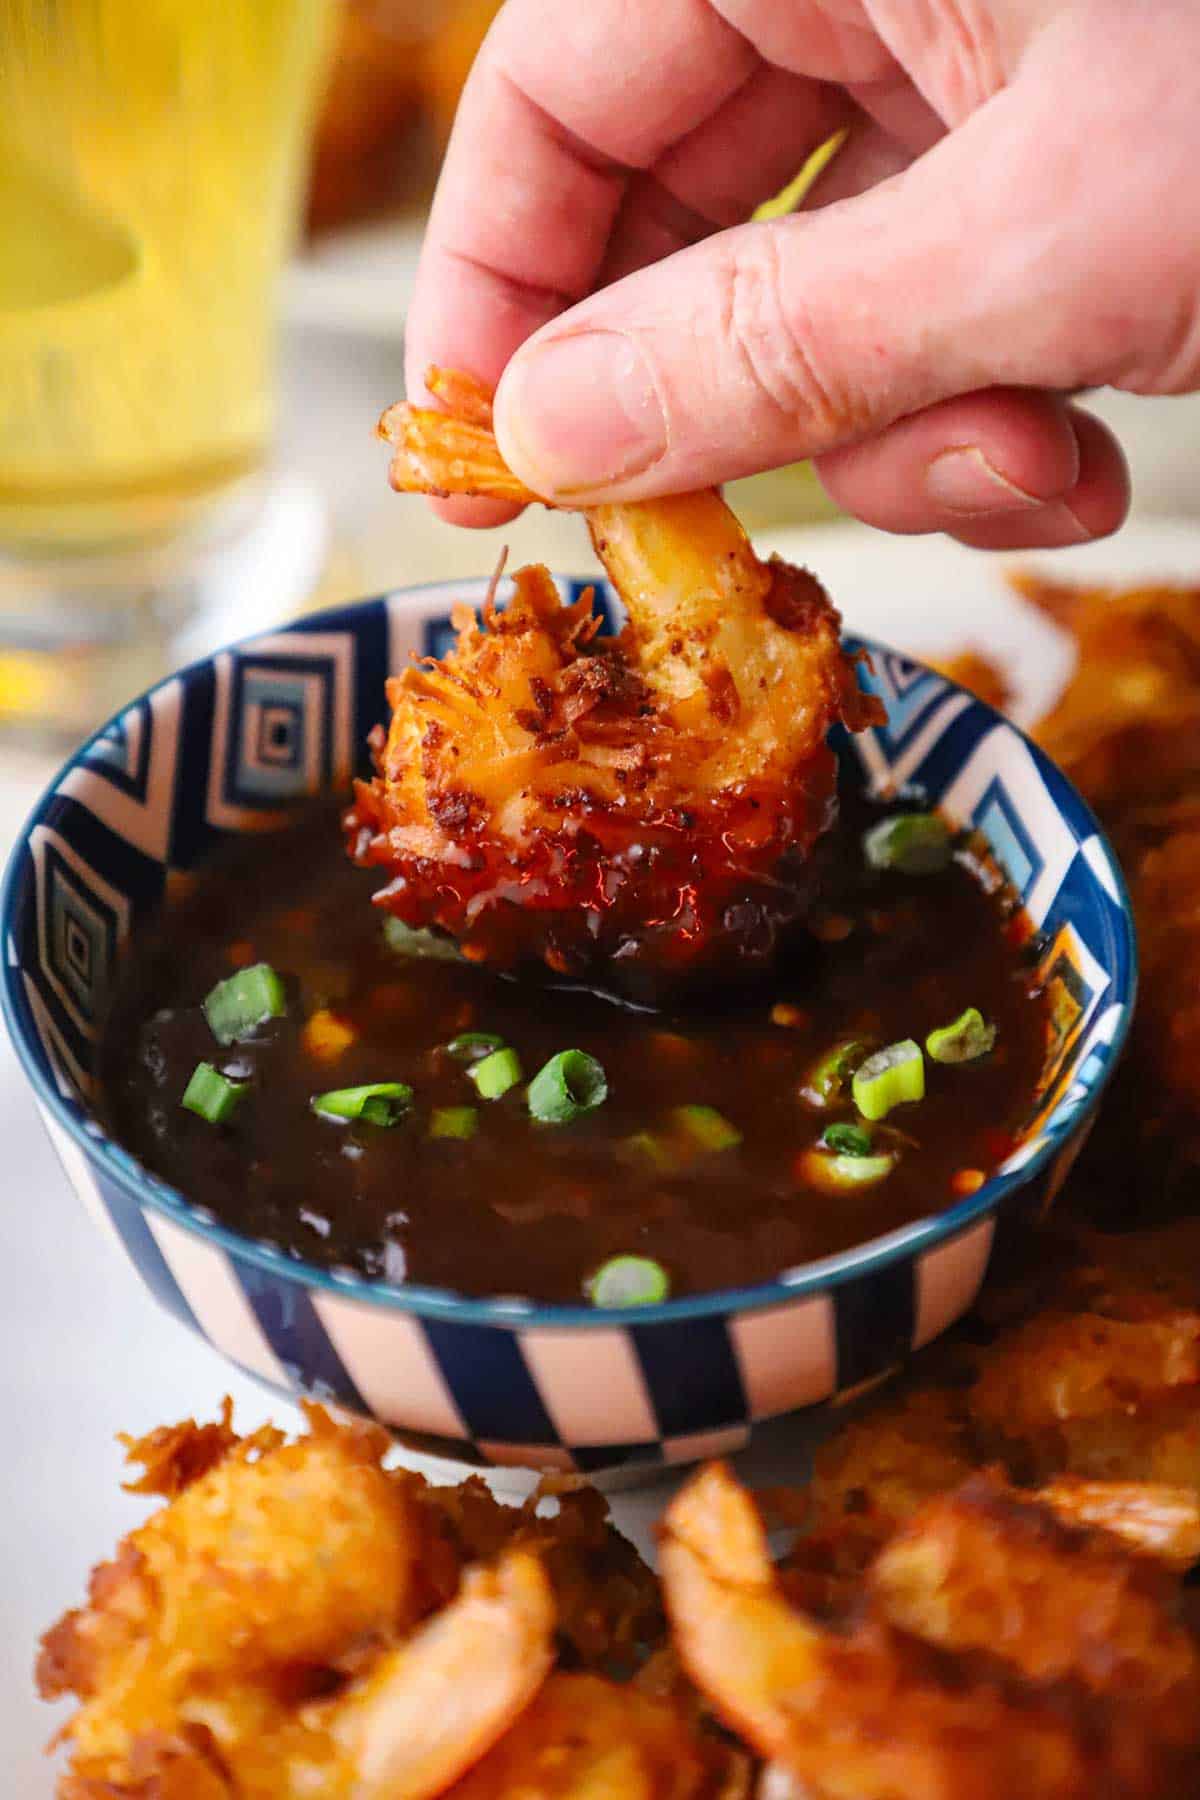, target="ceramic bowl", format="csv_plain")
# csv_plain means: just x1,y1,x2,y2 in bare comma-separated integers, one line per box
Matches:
1,577,1136,1477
